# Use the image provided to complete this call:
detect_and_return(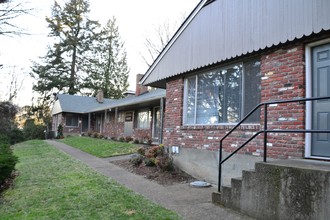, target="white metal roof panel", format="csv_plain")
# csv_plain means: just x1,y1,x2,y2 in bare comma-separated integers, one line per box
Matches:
141,0,330,87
